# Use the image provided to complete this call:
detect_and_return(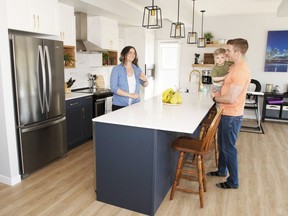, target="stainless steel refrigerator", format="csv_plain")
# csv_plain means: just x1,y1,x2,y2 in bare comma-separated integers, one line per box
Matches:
10,34,67,177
